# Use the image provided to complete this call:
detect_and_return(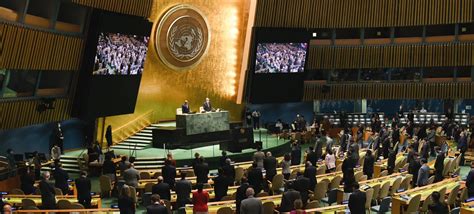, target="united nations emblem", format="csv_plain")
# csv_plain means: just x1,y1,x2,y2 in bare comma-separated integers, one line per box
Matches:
154,5,210,70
